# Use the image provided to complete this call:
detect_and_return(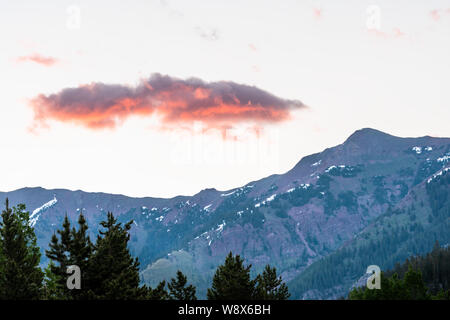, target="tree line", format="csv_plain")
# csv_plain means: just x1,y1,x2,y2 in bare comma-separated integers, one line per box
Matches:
0,199,289,300
348,241,450,300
